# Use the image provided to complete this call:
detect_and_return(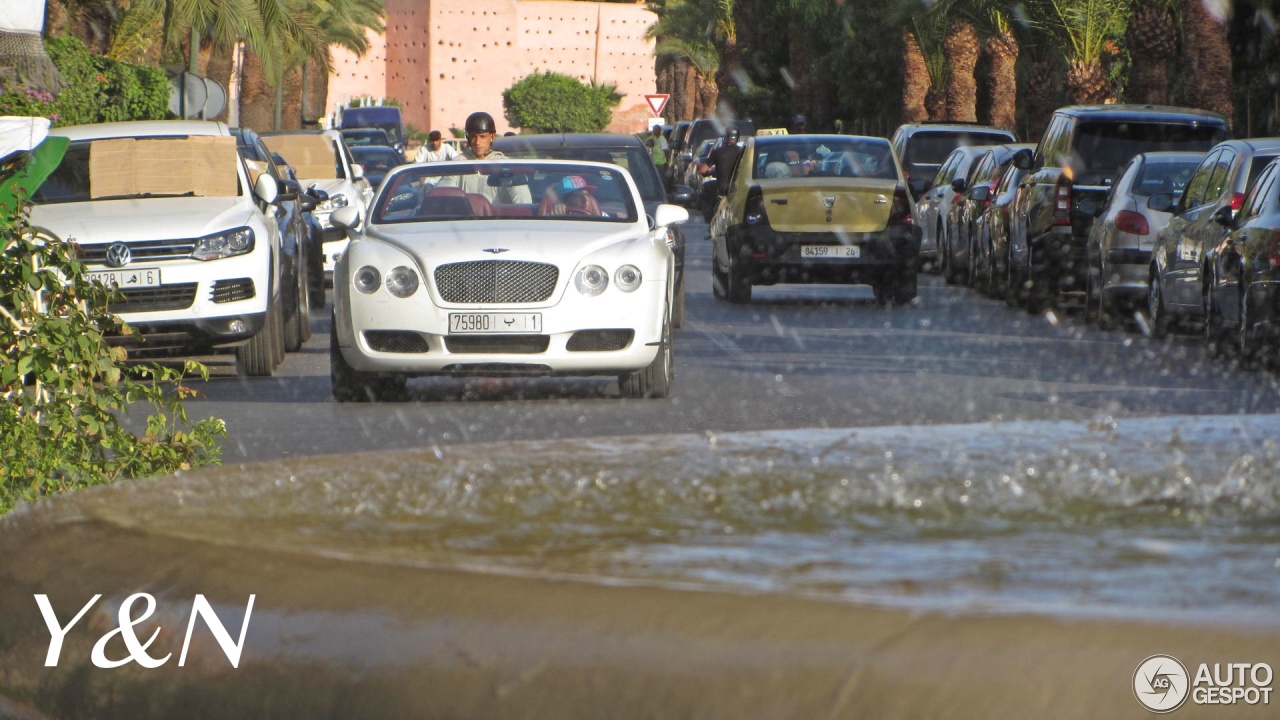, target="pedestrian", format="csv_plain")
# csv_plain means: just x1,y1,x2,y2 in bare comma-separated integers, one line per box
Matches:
645,125,668,169
791,114,808,135
414,130,458,163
